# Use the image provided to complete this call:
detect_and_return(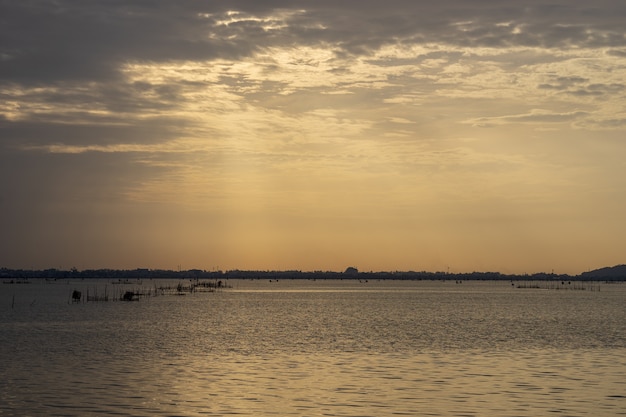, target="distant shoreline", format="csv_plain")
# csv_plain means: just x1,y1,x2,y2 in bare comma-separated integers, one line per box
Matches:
2,265,625,281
